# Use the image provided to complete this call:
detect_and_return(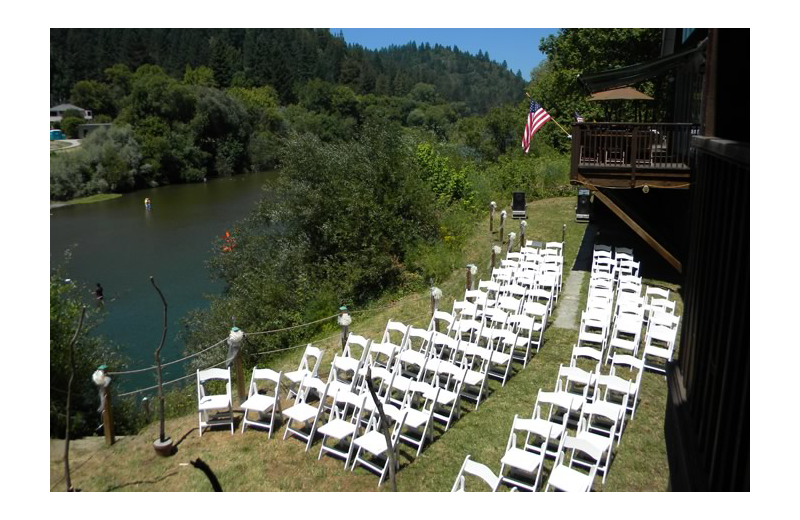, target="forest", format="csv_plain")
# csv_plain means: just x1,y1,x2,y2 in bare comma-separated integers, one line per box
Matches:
50,29,530,200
